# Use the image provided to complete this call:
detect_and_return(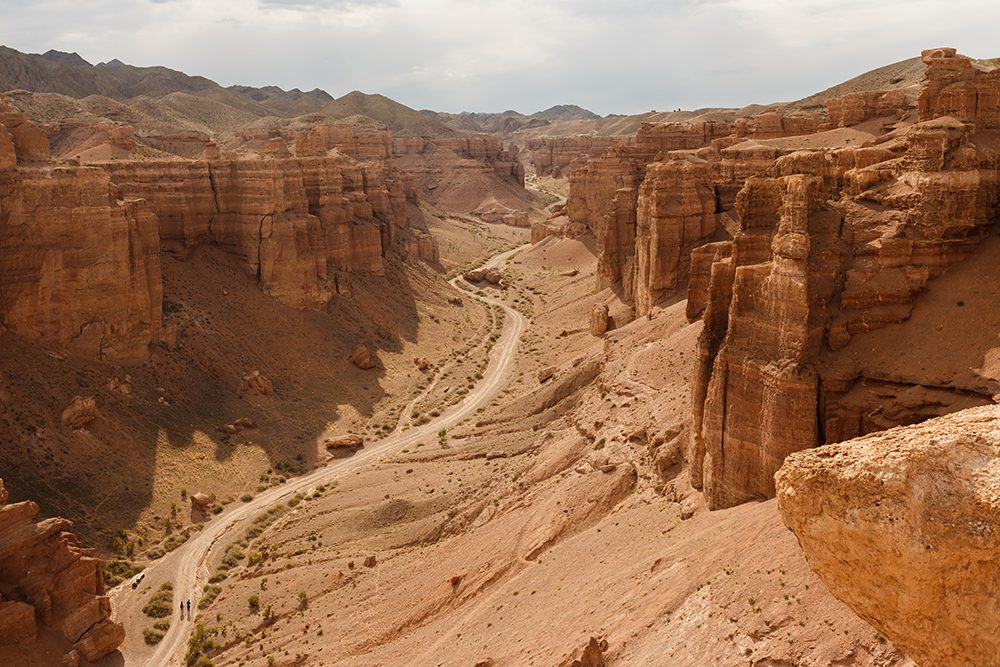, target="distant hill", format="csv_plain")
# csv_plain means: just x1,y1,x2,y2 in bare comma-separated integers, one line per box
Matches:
531,104,600,121
318,91,457,137
0,46,220,100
